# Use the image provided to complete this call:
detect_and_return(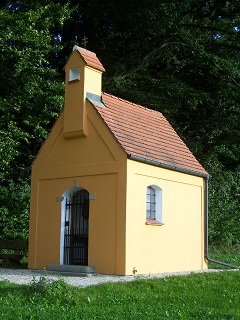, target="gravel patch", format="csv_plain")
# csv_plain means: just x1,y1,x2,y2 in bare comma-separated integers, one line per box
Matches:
0,268,227,288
